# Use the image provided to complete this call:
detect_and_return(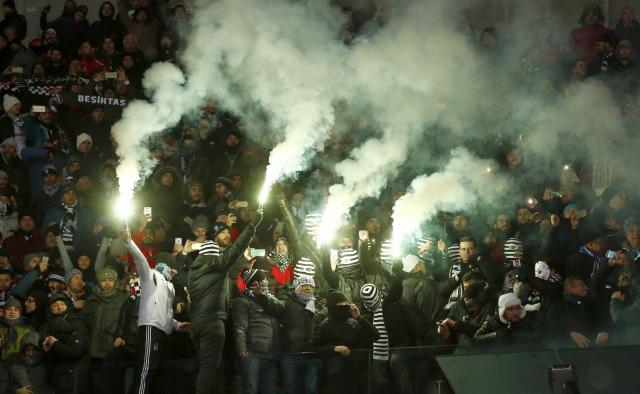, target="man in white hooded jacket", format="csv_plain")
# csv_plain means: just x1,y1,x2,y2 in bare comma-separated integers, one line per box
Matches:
124,231,190,394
